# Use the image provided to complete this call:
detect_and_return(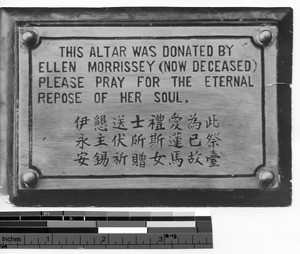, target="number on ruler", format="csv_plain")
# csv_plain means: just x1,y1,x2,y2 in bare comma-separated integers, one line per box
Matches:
158,236,164,243
165,234,177,239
